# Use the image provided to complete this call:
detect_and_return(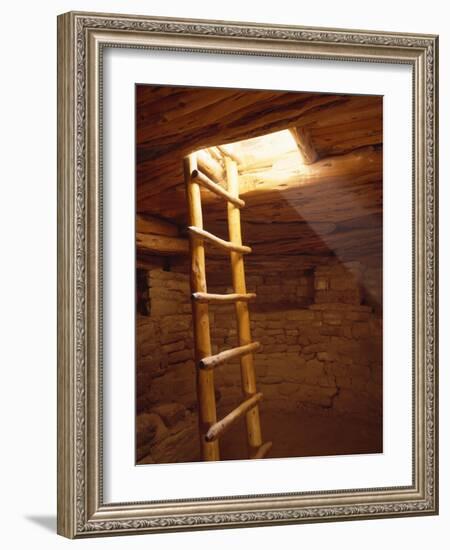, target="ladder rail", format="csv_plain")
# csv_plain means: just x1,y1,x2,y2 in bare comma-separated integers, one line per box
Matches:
184,154,219,461
225,156,264,456
205,393,263,442
250,441,273,460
